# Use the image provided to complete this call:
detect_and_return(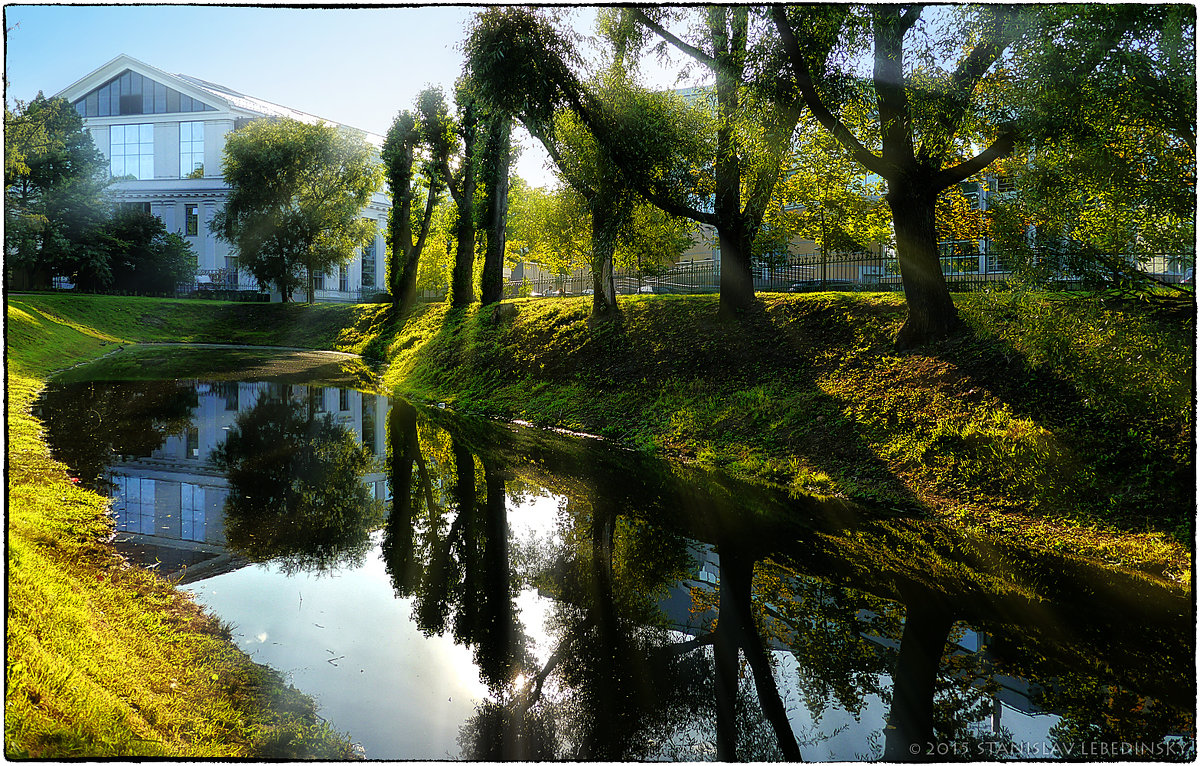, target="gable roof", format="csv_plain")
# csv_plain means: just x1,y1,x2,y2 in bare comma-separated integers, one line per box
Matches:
55,53,383,148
